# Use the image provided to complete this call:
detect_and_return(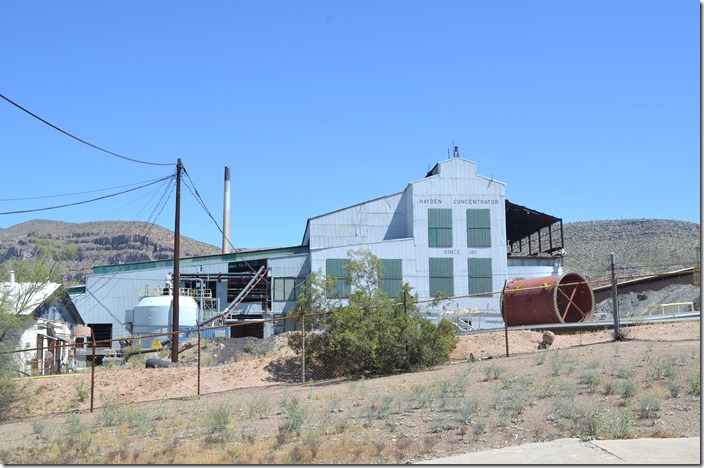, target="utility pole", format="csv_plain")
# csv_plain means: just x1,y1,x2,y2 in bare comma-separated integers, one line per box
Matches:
171,158,182,363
